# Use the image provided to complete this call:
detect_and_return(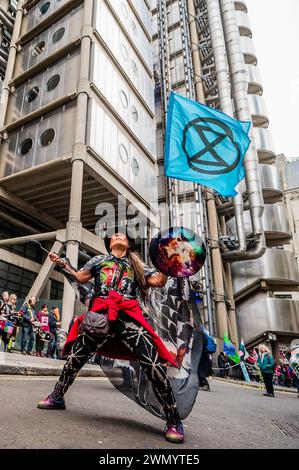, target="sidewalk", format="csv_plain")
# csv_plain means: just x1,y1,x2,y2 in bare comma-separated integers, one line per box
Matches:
0,351,105,377
211,376,298,394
